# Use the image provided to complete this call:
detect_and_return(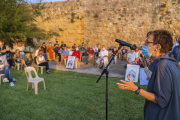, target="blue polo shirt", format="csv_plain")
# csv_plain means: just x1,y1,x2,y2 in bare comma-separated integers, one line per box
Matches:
62,50,69,55
172,46,180,62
